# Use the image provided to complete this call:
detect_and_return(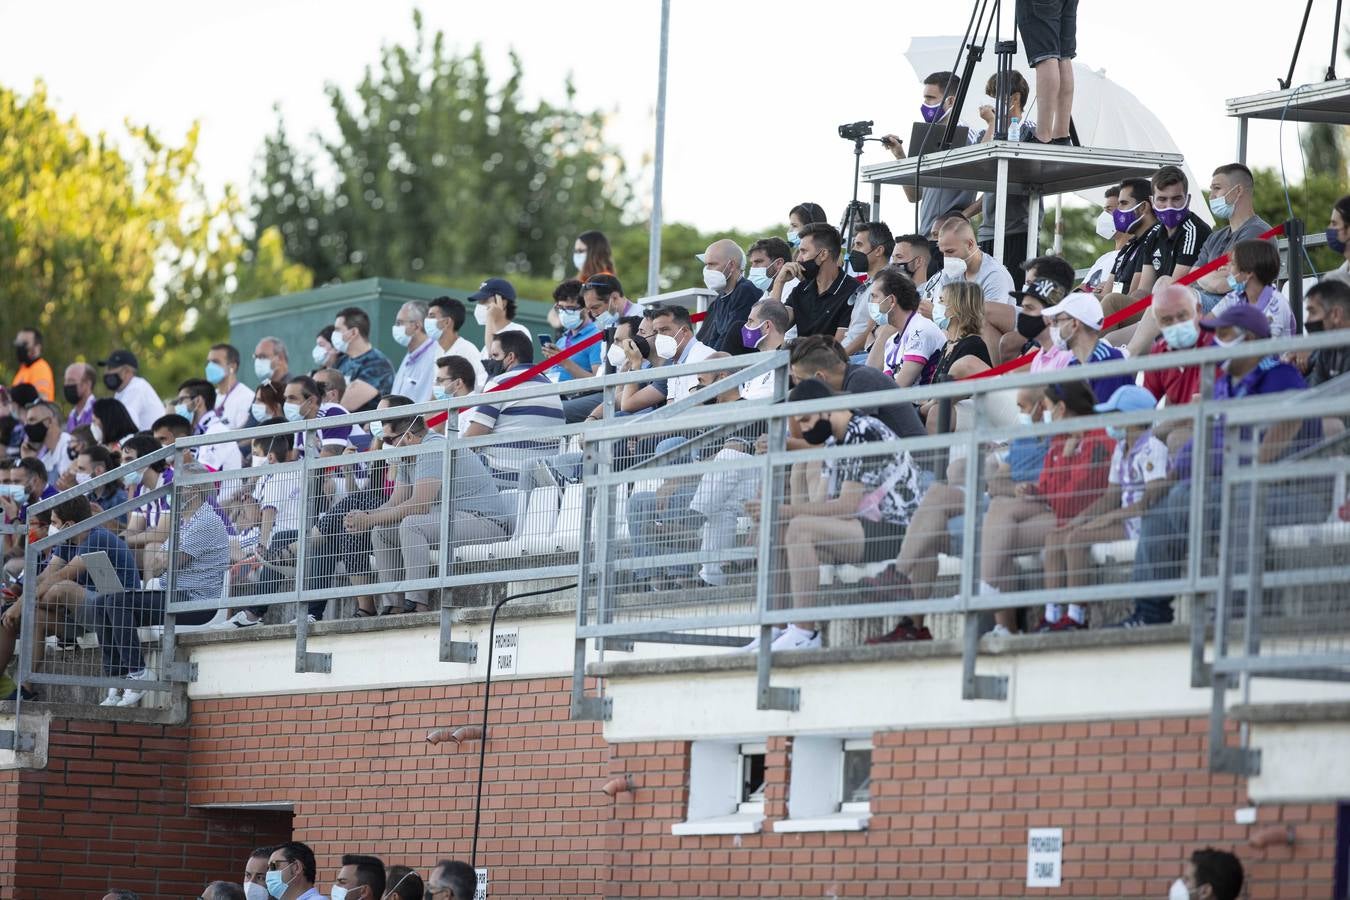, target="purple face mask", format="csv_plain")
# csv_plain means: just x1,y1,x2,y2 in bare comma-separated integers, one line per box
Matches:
741,322,766,350
919,102,943,124
1155,206,1188,230
1112,204,1140,234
